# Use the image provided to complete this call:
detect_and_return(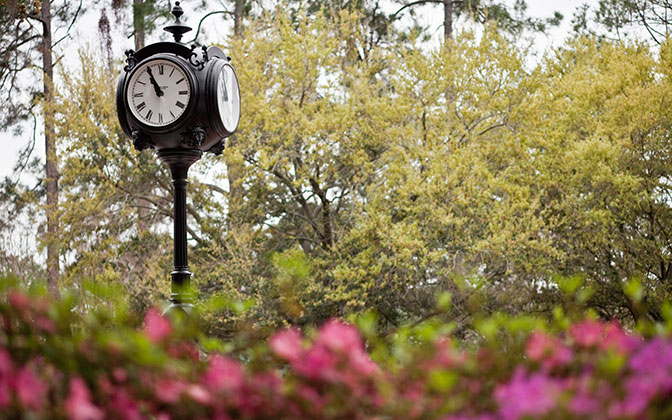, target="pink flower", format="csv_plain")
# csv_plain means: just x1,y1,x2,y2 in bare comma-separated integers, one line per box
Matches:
296,384,325,412
185,384,211,404
154,379,186,403
144,308,172,342
296,345,336,381
495,369,561,420
621,376,659,417
34,316,56,333
14,367,47,410
0,349,13,376
349,348,379,376
203,355,244,392
0,378,10,408
8,291,30,312
316,319,363,353
65,377,104,420
570,320,604,348
629,337,672,374
111,389,142,420
602,321,637,353
270,328,302,361
526,331,572,370
112,368,128,383
569,390,600,415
